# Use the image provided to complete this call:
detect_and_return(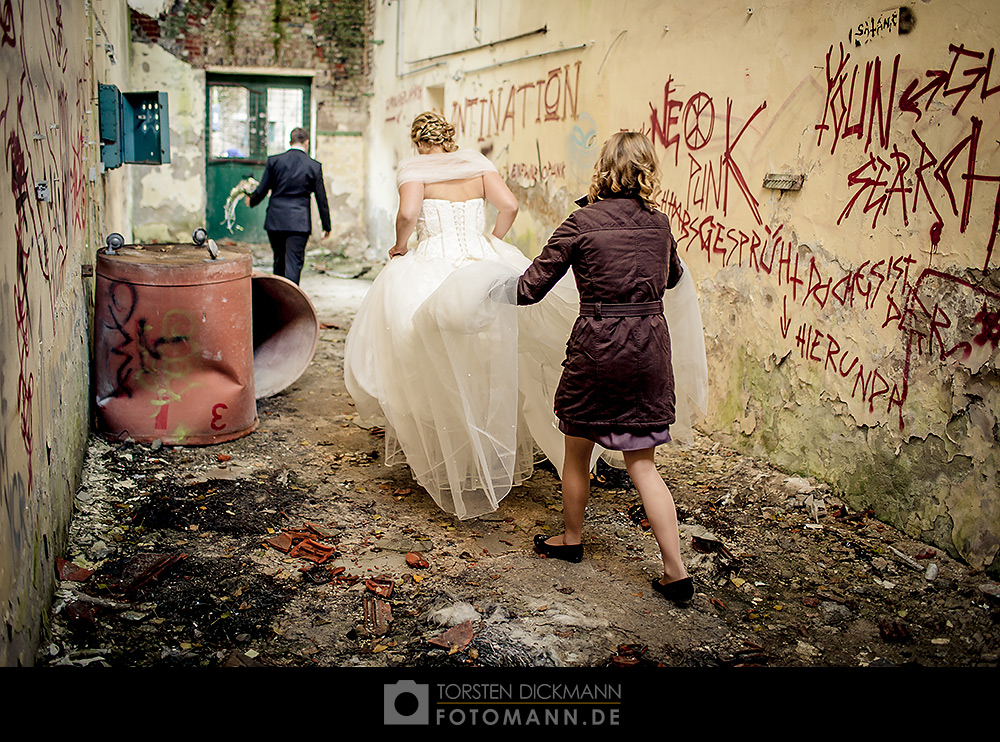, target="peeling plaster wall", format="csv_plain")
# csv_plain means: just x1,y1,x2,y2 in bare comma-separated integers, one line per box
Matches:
368,0,1000,574
315,132,370,258
129,42,206,243
127,0,171,16
0,0,130,665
